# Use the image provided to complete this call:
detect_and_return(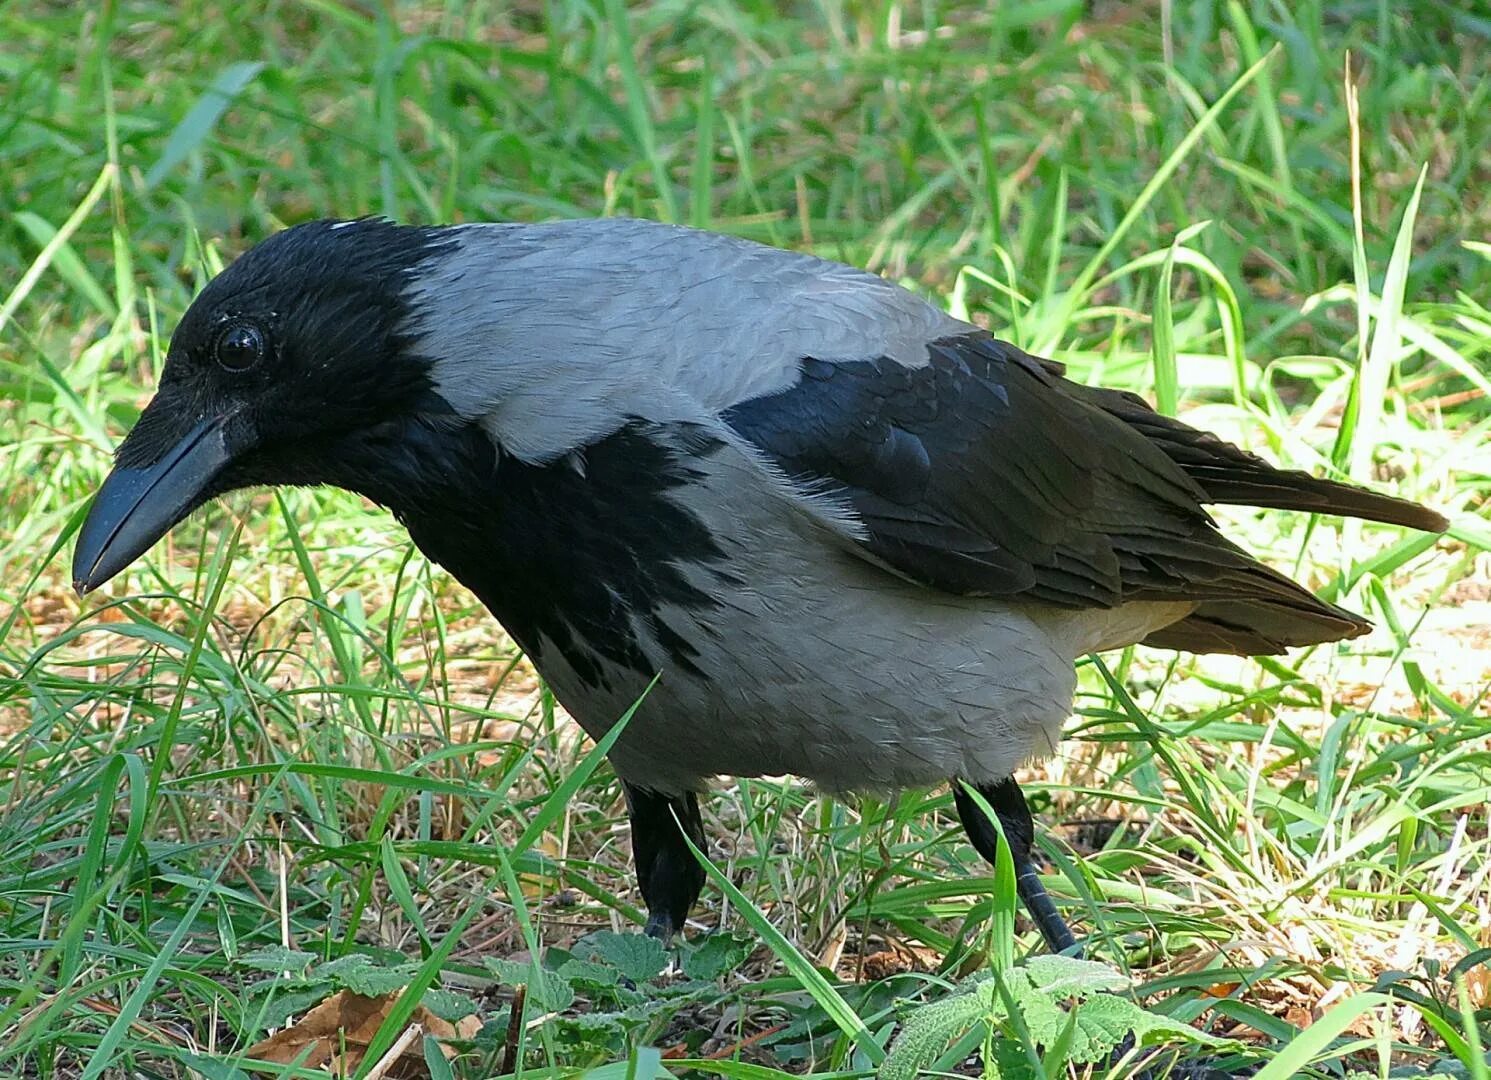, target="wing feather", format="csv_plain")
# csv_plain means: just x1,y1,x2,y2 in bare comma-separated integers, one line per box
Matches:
722,332,1436,653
